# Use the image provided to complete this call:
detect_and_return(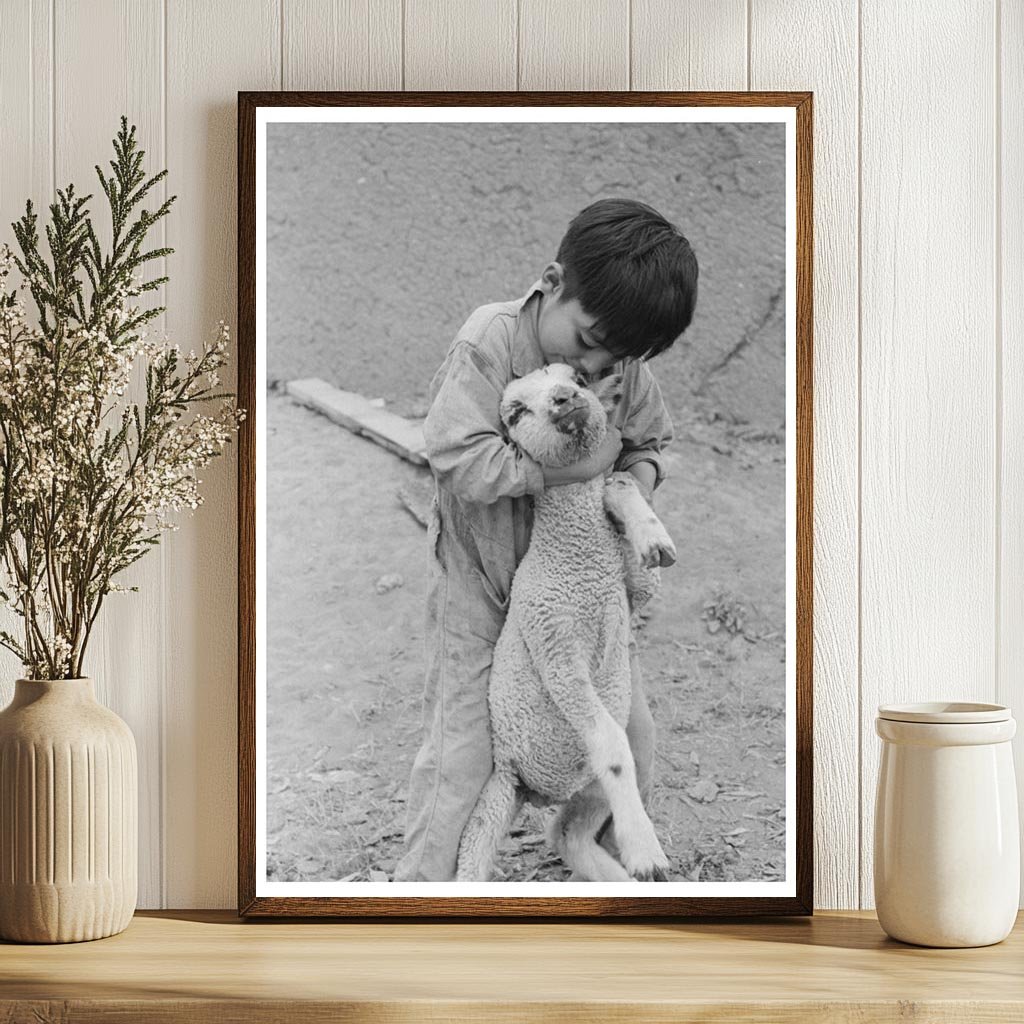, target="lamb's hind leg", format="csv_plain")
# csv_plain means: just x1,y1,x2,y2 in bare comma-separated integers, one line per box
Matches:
585,711,669,881
456,770,522,881
515,634,669,882
549,783,632,881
